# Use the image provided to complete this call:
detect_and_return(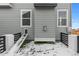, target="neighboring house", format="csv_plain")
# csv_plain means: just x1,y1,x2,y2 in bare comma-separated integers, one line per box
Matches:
0,3,72,42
